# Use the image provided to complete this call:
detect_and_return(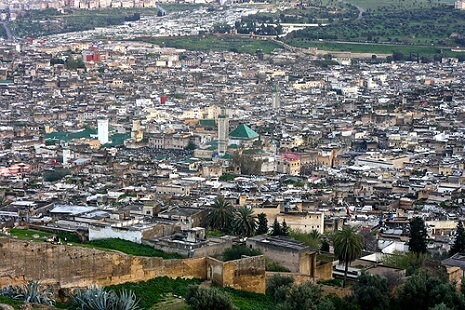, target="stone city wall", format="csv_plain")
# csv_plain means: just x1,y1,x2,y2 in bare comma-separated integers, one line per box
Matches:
0,237,206,288
0,238,266,294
